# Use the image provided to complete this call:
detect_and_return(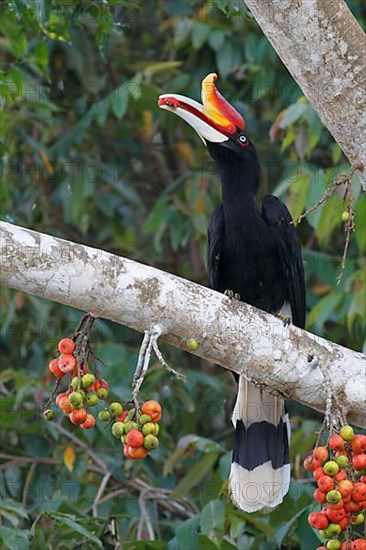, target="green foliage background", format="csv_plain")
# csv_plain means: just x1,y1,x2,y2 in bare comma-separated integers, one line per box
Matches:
0,1,365,548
